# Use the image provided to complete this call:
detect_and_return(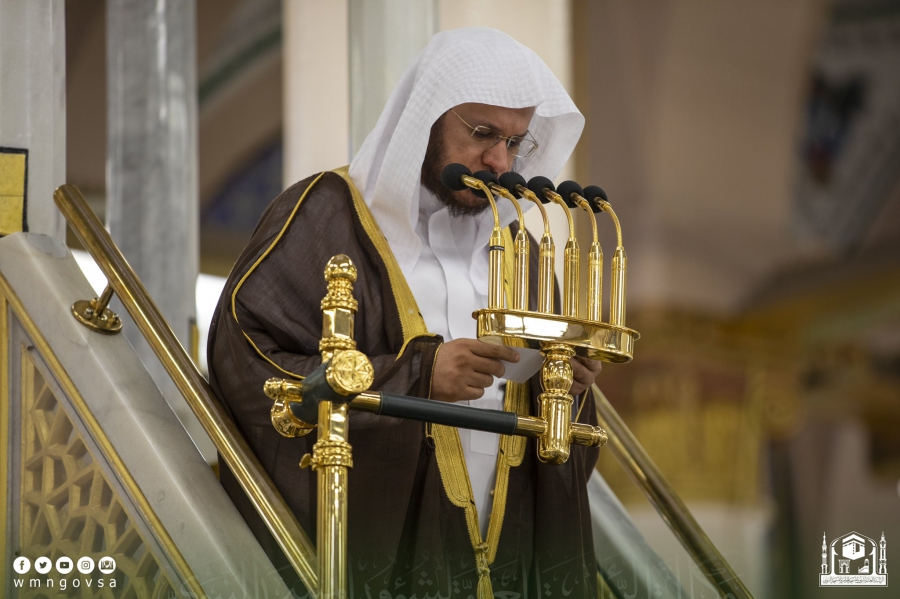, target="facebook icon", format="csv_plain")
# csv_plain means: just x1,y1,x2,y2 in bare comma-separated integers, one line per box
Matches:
13,556,31,574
